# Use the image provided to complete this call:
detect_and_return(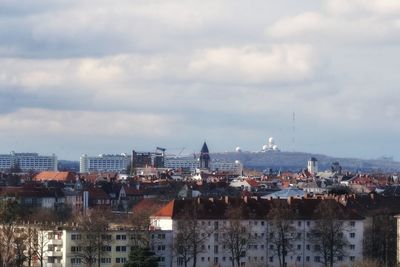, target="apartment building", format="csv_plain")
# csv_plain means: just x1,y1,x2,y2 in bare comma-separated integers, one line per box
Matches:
0,151,57,171
79,153,131,173
151,197,364,267
24,226,173,267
